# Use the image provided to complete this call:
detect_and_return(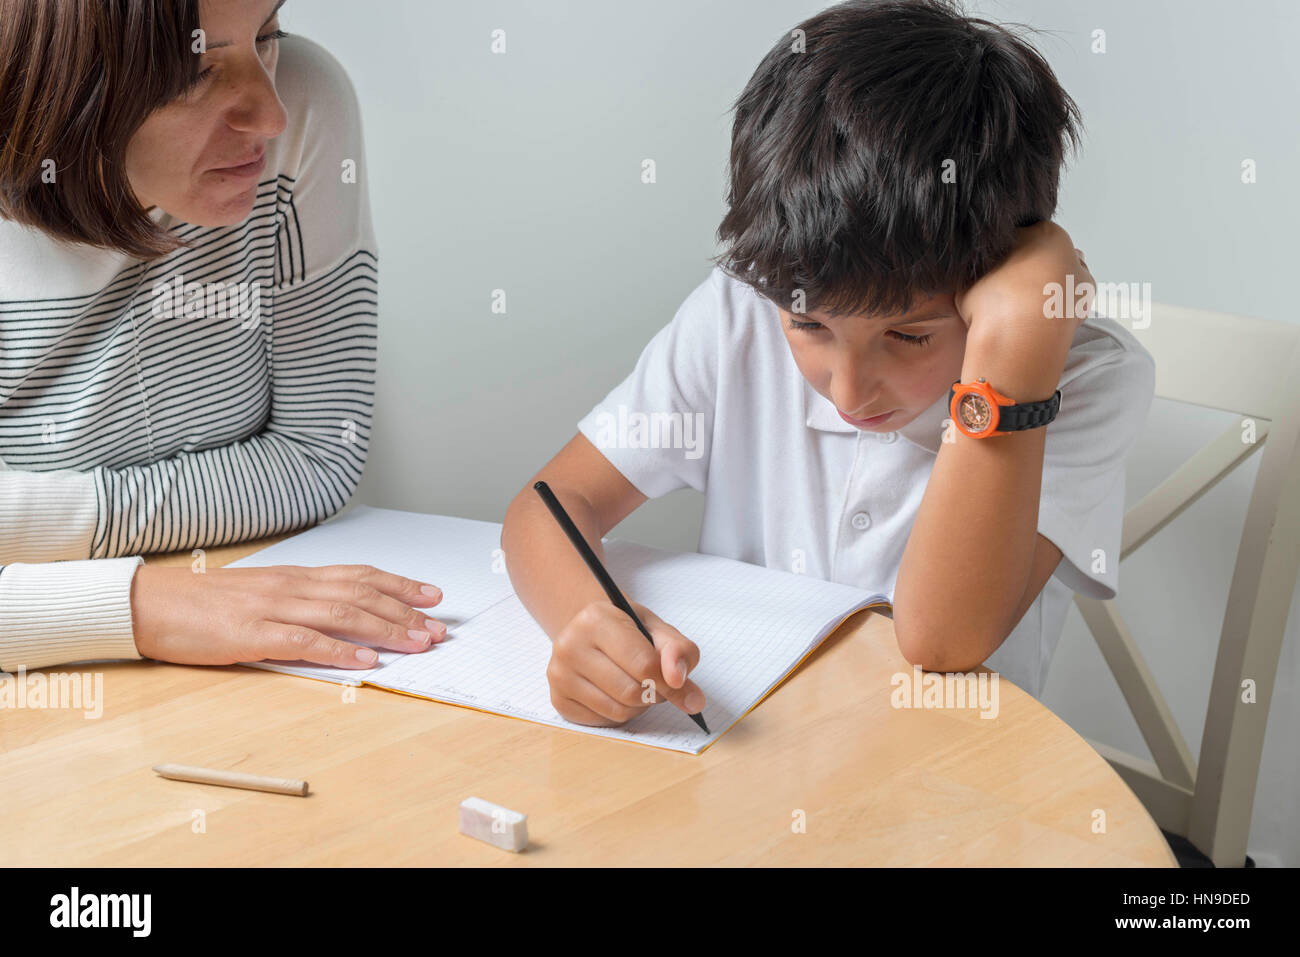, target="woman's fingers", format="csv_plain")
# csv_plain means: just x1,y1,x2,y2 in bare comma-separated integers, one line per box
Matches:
290,563,444,608
256,622,383,669
272,596,438,653
288,578,448,644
